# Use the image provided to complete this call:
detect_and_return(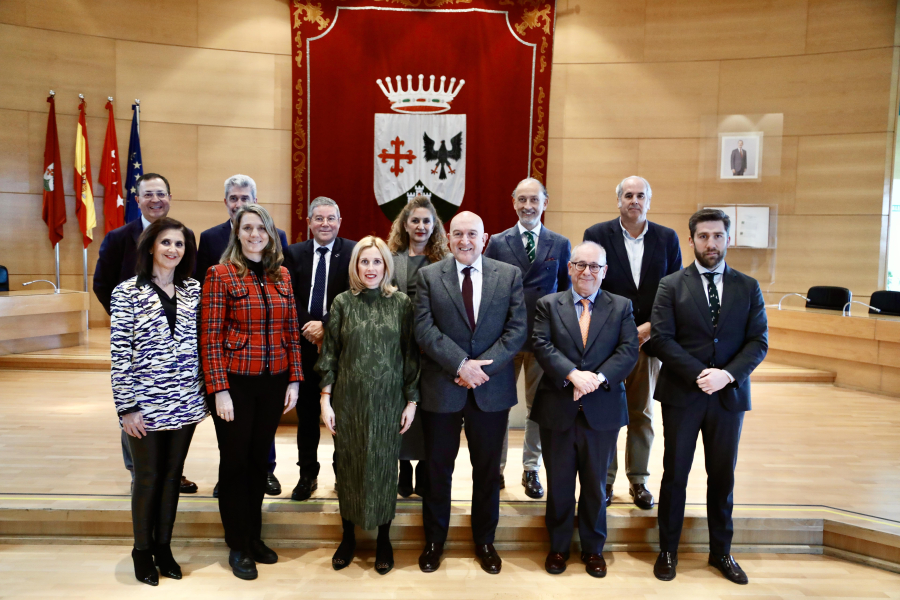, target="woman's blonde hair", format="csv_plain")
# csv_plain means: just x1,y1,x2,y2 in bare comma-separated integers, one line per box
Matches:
221,204,284,282
348,236,397,297
386,195,449,263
